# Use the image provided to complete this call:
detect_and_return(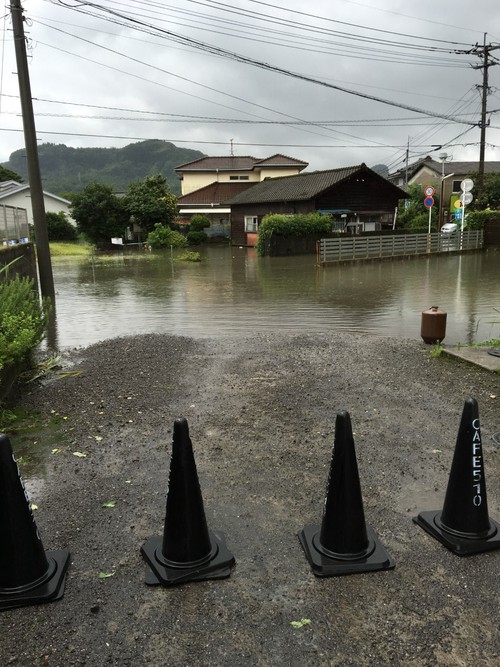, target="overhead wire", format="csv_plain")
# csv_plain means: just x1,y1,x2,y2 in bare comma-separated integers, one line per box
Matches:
46,3,481,125
35,20,403,148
